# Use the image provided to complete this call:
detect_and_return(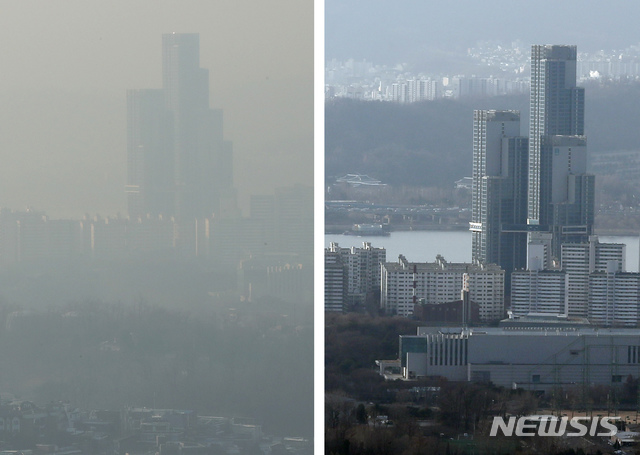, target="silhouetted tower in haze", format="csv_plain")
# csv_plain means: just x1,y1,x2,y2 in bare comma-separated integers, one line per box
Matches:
127,33,233,220
126,89,173,217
